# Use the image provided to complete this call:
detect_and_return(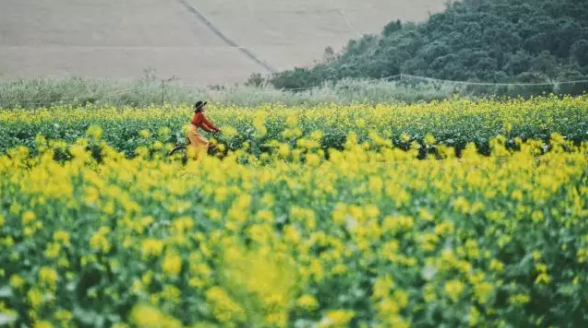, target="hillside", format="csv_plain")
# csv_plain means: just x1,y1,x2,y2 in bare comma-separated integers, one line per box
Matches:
0,0,446,85
269,0,588,90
